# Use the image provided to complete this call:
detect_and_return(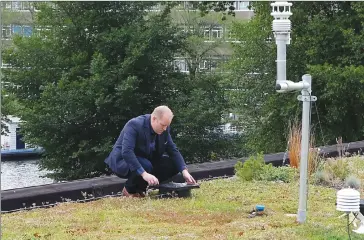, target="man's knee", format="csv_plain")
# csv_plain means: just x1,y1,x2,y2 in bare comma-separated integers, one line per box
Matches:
137,157,153,173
